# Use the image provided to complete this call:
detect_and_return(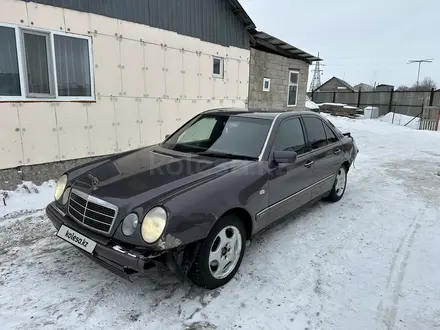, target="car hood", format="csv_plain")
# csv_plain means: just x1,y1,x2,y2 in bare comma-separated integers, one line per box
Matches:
70,146,250,208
